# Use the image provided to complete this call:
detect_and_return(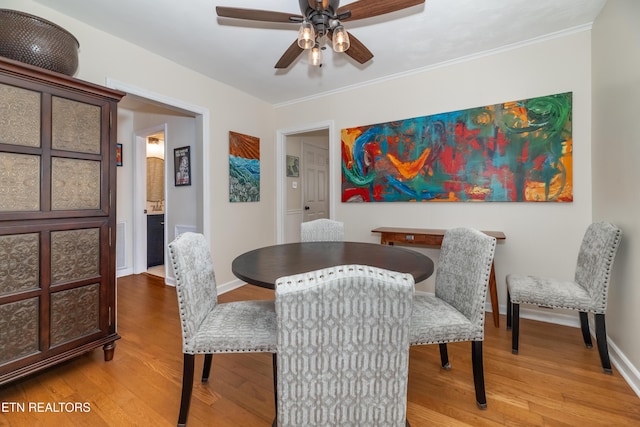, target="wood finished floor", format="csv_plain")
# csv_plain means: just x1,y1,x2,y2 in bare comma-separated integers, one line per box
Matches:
1,273,638,426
